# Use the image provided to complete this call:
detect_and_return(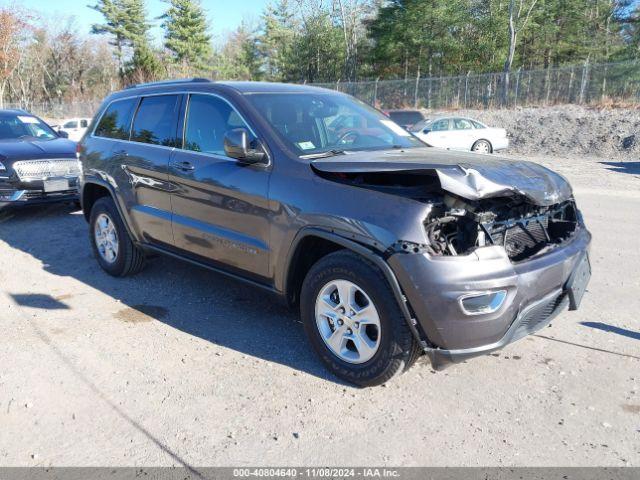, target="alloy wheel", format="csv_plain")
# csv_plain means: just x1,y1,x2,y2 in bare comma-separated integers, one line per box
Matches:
94,213,119,264
314,279,382,364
